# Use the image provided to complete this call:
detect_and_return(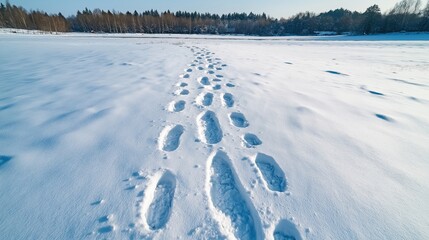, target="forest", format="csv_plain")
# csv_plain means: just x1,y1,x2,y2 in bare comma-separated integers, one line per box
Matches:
0,0,428,35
